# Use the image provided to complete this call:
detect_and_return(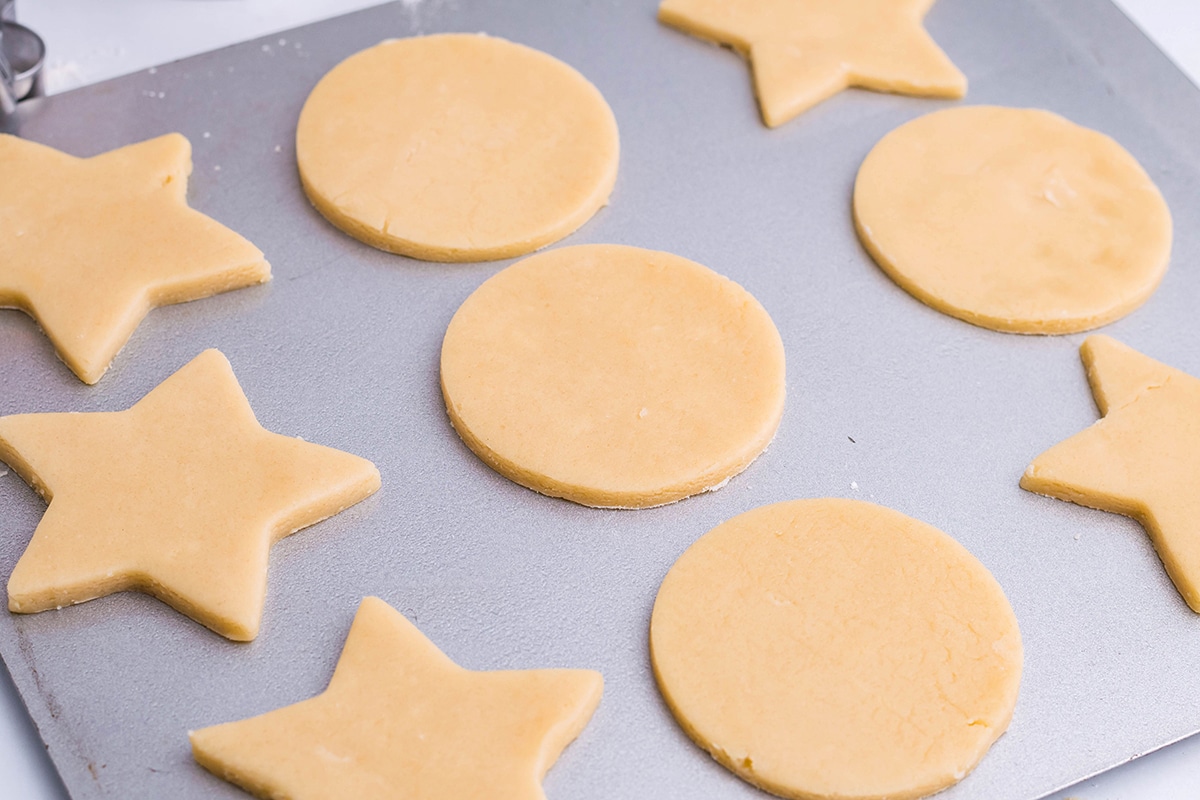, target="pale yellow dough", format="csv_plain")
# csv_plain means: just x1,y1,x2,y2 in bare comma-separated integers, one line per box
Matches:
650,499,1023,800
440,244,786,508
658,0,965,127
192,596,603,800
296,34,619,262
854,106,1172,334
0,134,269,384
0,350,380,641
1023,336,1200,611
